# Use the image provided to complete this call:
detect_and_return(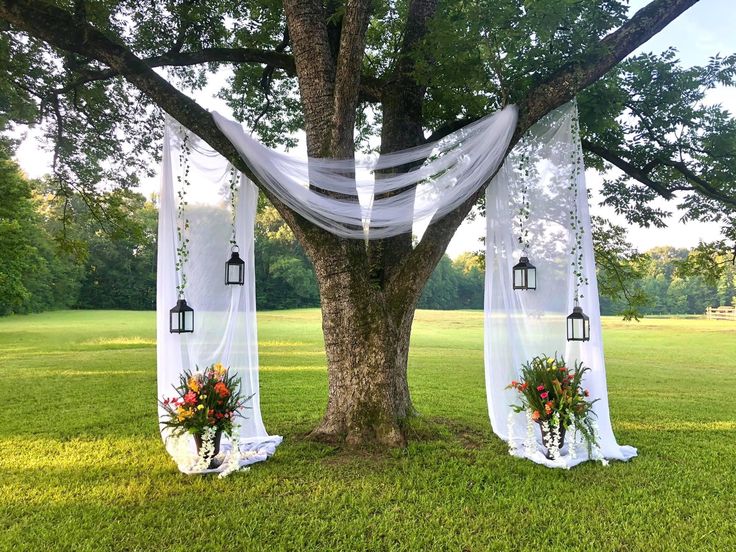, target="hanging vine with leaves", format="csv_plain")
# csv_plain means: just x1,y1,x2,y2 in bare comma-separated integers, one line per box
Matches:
516,146,531,253
175,130,192,298
569,105,588,302
228,165,239,247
